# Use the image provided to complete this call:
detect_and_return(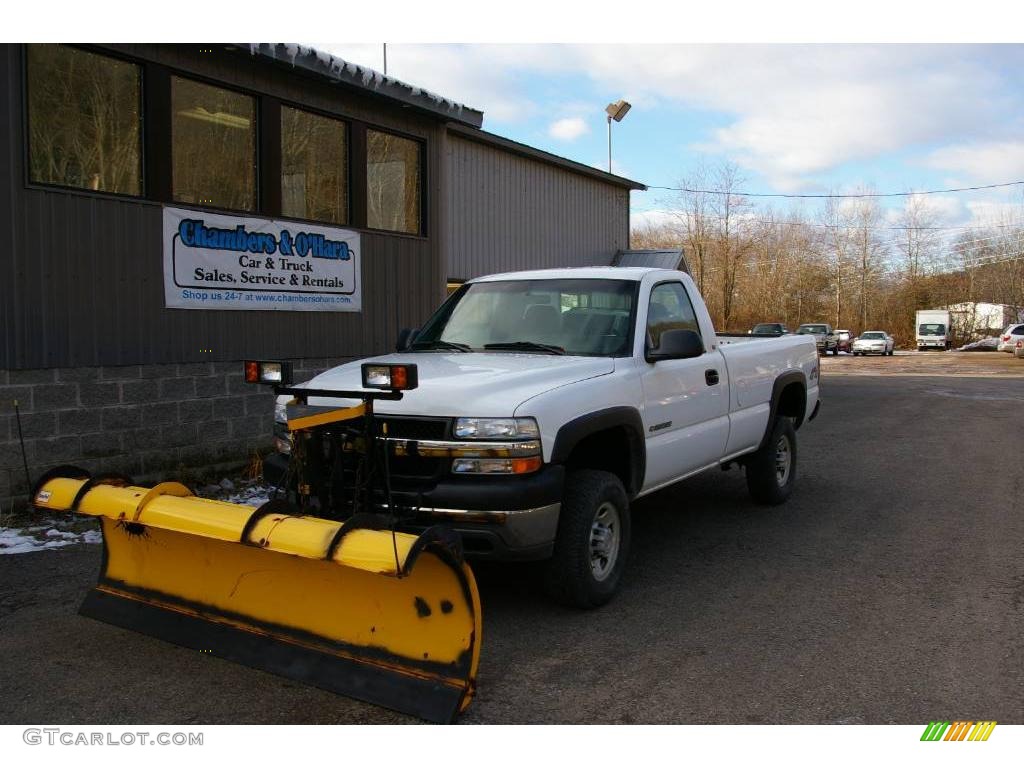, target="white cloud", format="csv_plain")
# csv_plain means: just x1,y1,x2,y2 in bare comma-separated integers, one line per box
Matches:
548,116,589,141
925,141,1024,183
630,208,683,231
317,43,1024,188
